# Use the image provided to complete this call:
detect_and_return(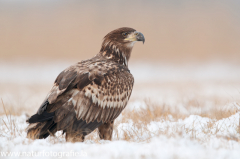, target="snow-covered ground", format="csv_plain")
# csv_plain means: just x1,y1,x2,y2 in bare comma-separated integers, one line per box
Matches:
0,61,240,159
0,112,239,159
